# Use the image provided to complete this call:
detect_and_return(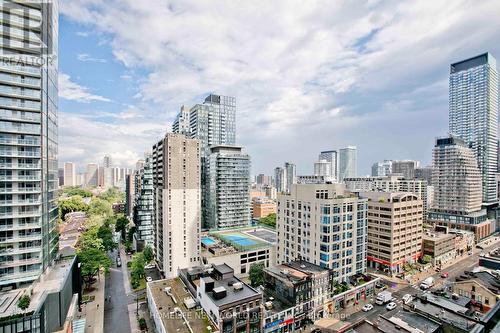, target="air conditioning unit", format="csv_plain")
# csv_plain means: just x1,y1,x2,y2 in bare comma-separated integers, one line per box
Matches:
233,282,243,291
